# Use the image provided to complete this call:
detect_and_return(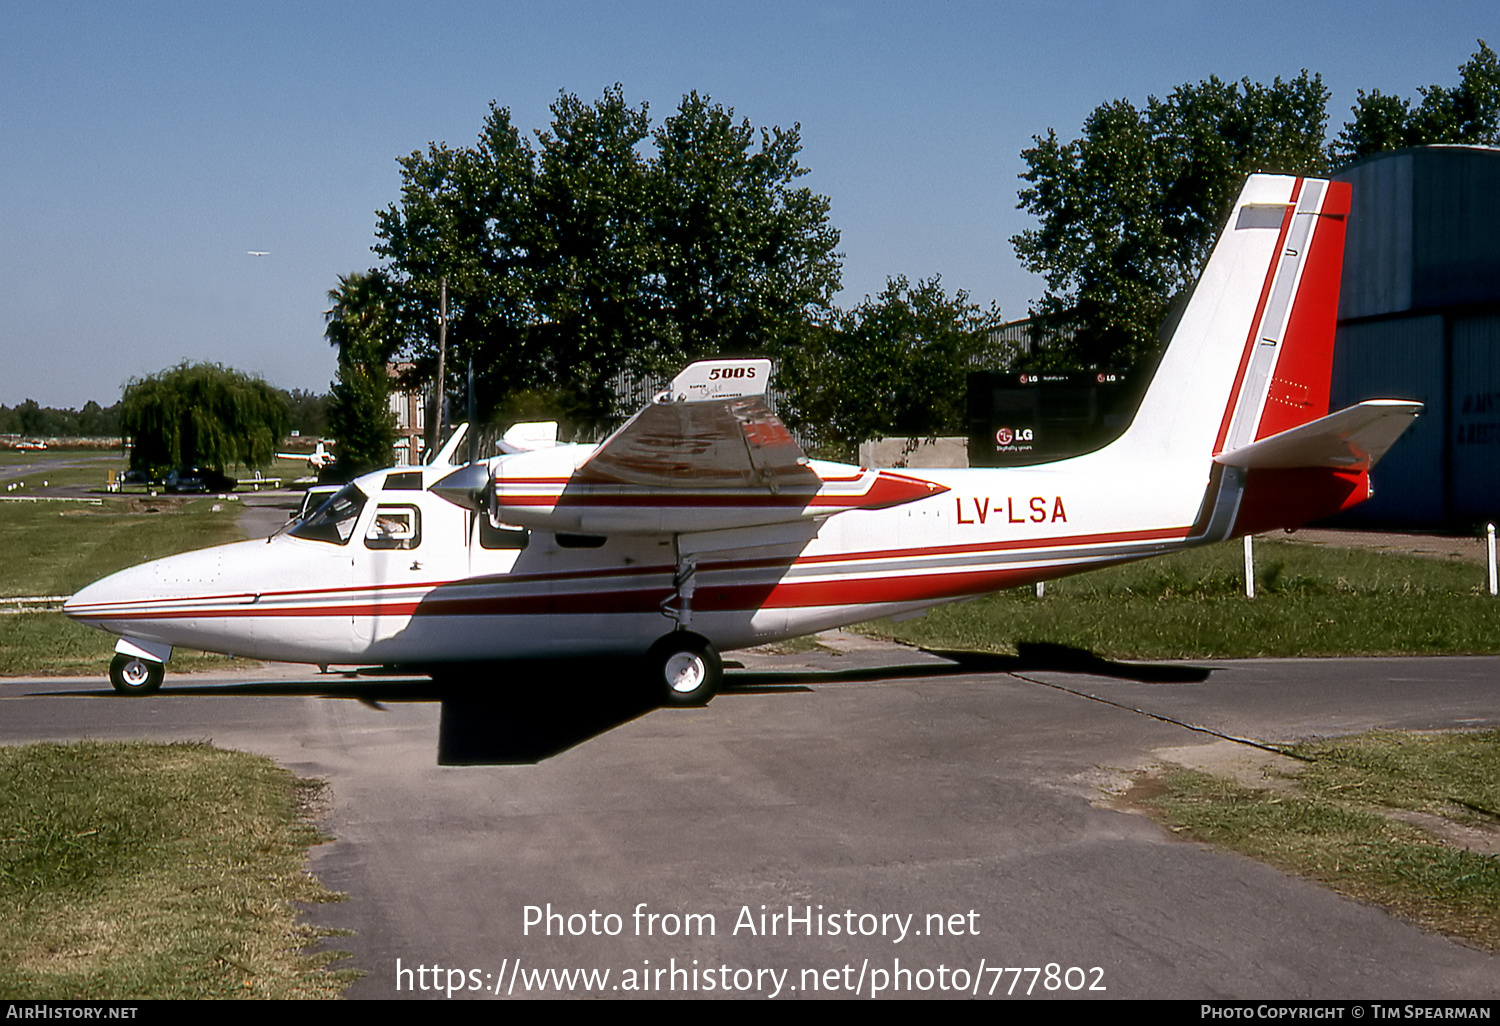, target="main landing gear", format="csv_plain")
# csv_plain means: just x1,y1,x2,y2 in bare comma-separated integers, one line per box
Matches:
647,631,722,707
109,653,165,695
